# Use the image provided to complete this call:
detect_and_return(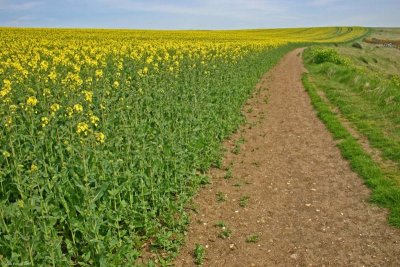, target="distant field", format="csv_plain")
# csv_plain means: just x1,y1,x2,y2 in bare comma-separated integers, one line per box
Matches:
368,27,400,40
337,28,400,75
0,27,367,266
